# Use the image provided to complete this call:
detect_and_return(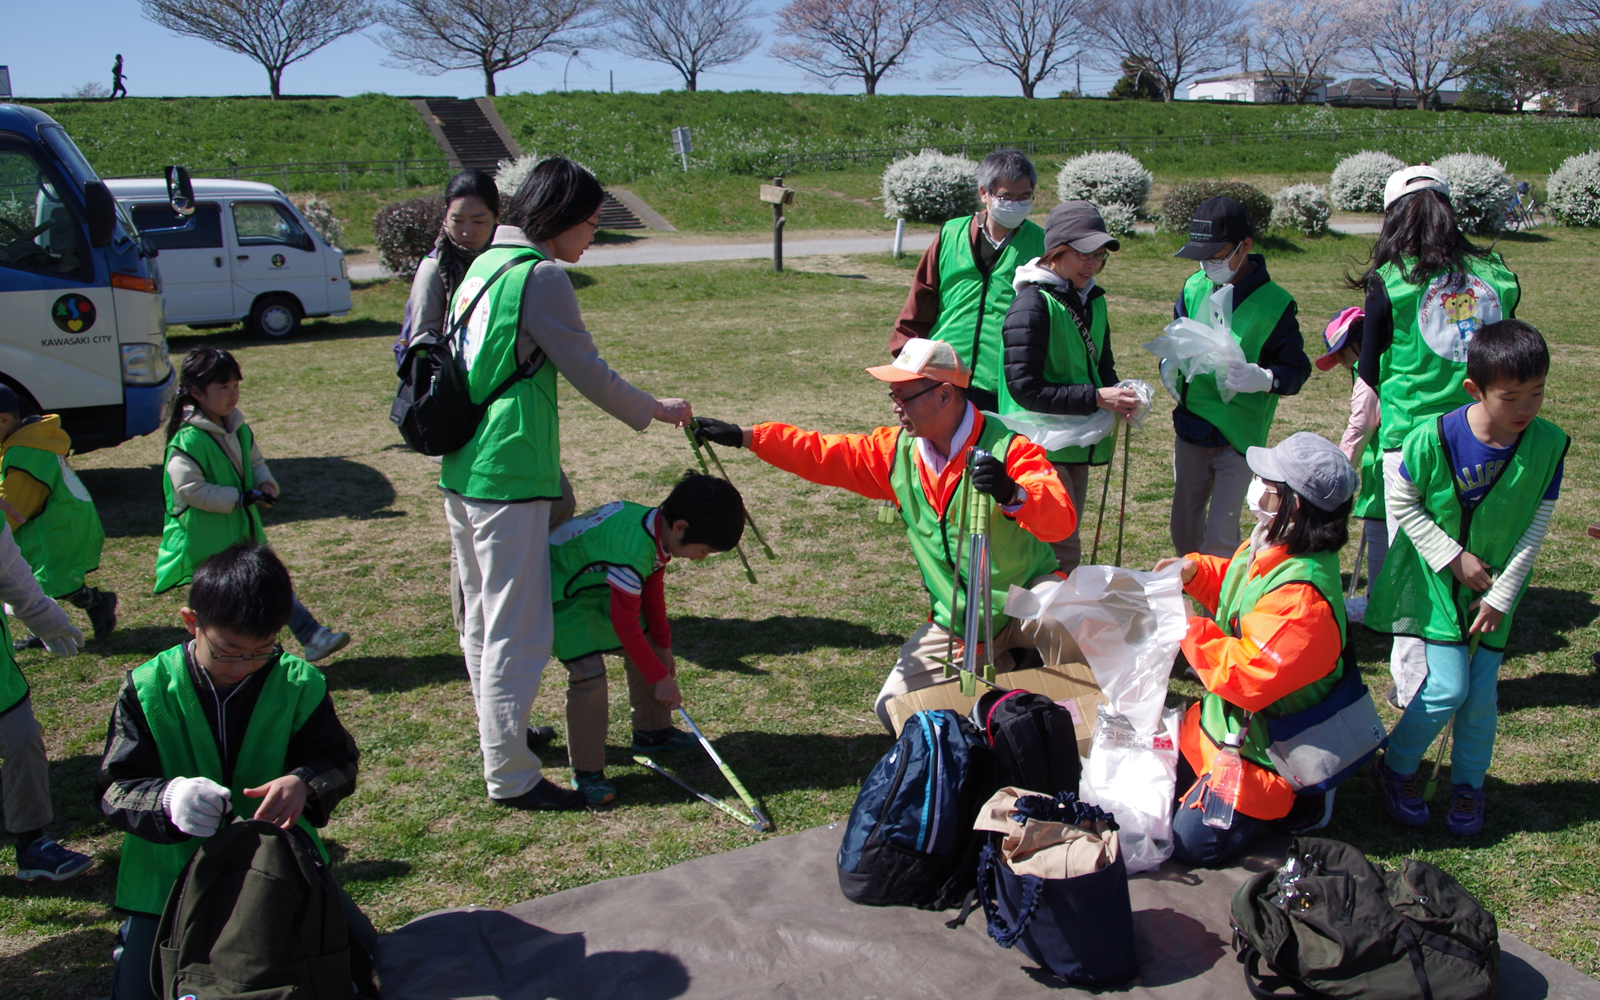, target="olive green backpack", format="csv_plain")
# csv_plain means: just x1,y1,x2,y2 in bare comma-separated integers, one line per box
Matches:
1230,837,1498,1000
